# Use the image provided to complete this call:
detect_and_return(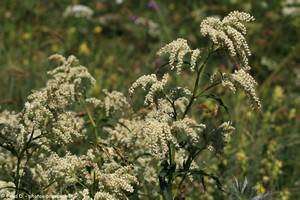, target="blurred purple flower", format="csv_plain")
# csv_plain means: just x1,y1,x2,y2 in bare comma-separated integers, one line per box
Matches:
129,15,139,23
147,0,159,11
